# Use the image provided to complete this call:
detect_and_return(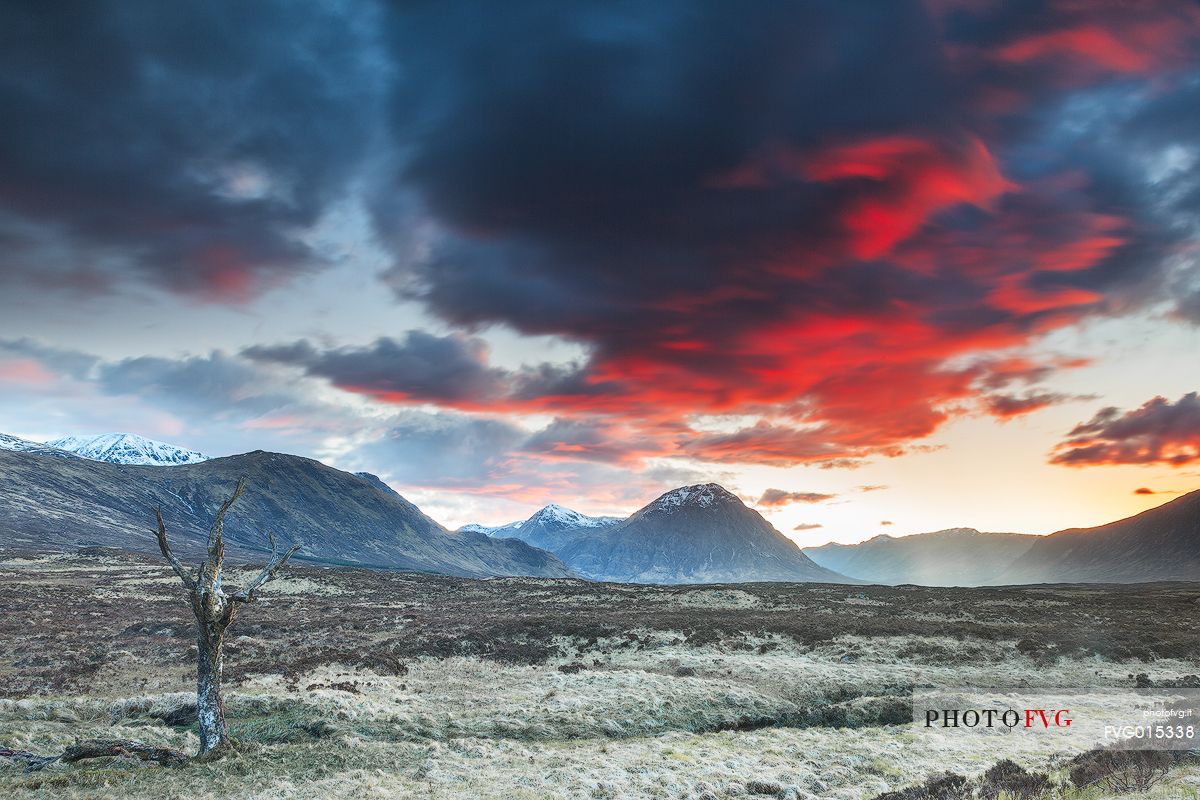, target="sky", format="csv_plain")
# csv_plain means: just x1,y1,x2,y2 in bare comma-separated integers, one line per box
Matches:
1,0,1199,542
